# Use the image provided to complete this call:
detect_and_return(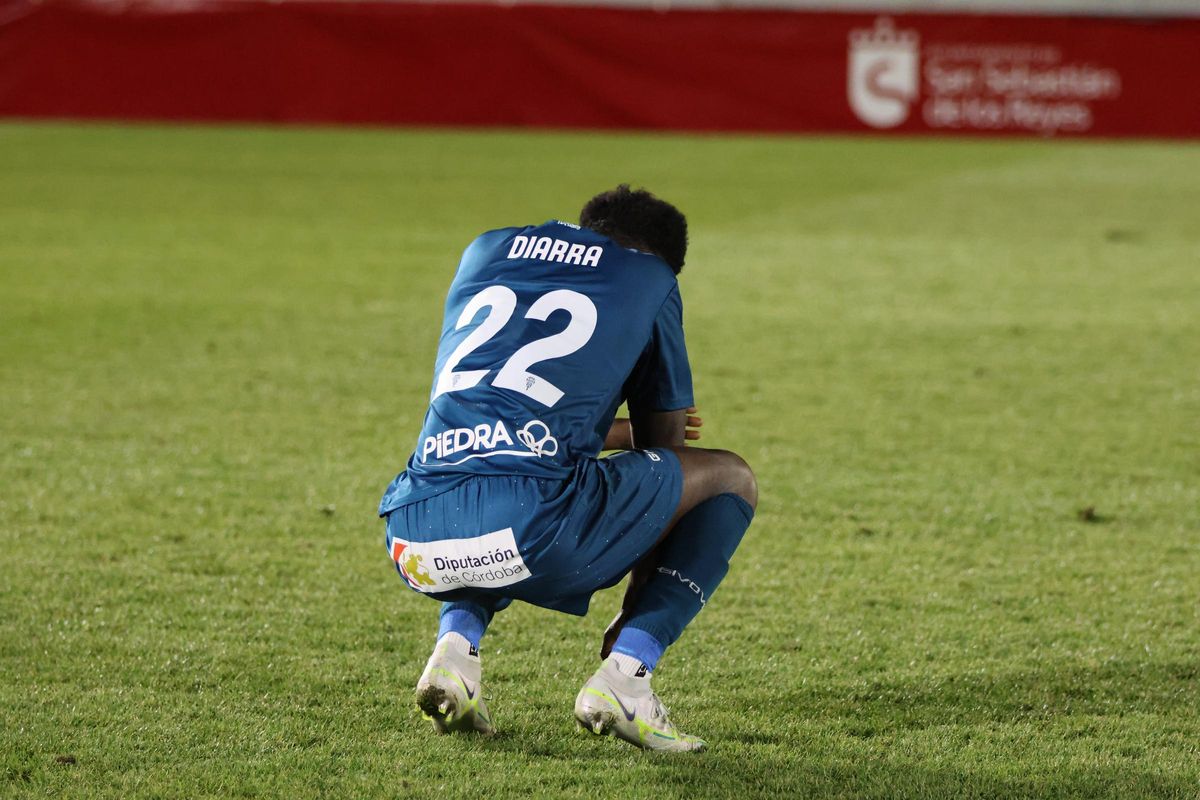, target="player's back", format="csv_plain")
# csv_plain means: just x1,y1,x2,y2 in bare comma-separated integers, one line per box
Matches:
379,220,690,514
